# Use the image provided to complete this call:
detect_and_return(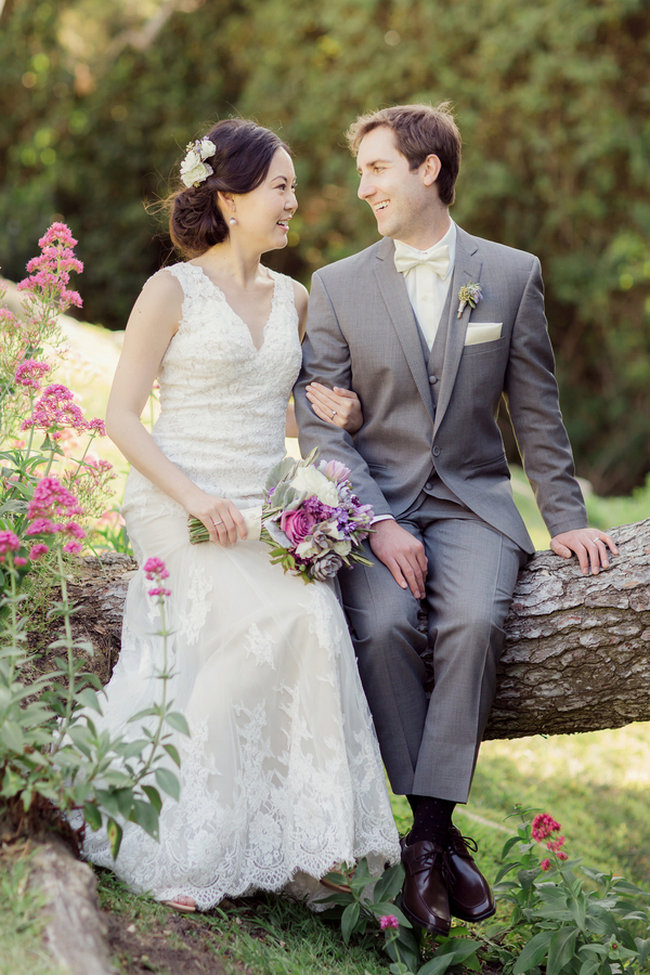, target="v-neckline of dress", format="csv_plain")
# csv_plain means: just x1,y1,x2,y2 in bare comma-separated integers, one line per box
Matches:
192,263,278,354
